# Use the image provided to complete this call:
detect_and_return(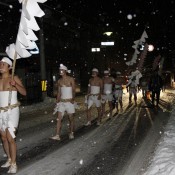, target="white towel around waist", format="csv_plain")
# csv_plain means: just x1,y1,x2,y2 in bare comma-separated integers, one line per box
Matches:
61,87,73,99
104,84,112,94
90,86,100,95
0,91,18,107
